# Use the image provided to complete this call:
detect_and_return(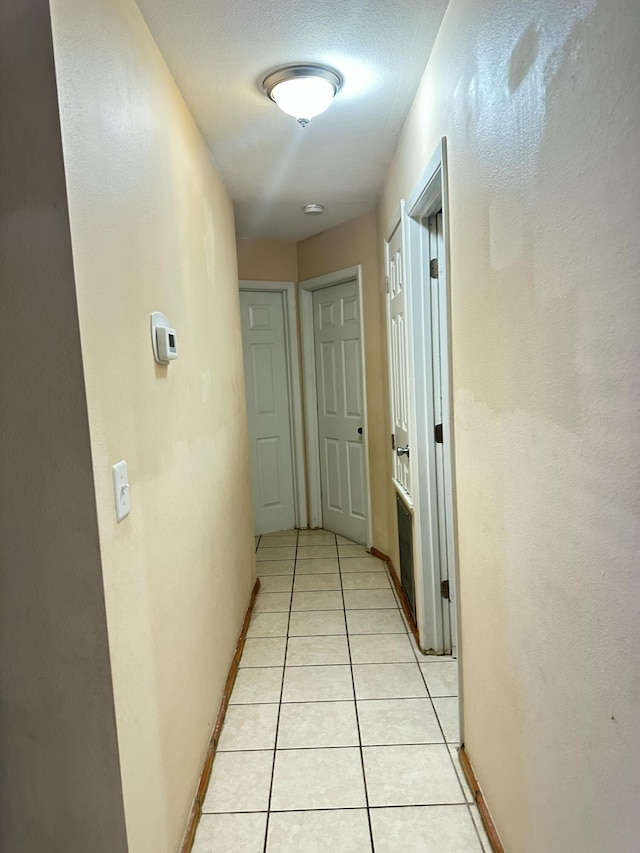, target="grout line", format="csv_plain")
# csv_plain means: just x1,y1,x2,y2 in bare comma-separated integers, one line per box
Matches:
218,738,449,752
261,531,298,853
338,538,376,852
